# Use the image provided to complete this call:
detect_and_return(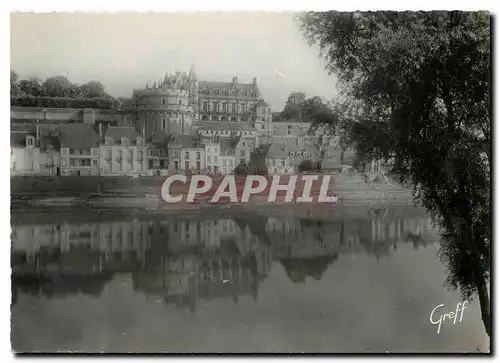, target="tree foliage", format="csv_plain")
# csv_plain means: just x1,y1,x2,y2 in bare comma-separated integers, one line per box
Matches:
298,11,491,337
10,71,116,108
